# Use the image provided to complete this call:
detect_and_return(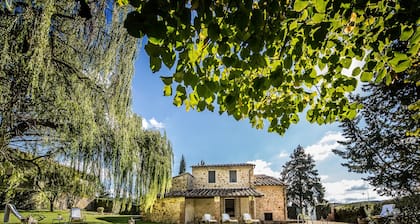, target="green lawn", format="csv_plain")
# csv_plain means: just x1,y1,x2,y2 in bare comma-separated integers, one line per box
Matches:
0,210,156,224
